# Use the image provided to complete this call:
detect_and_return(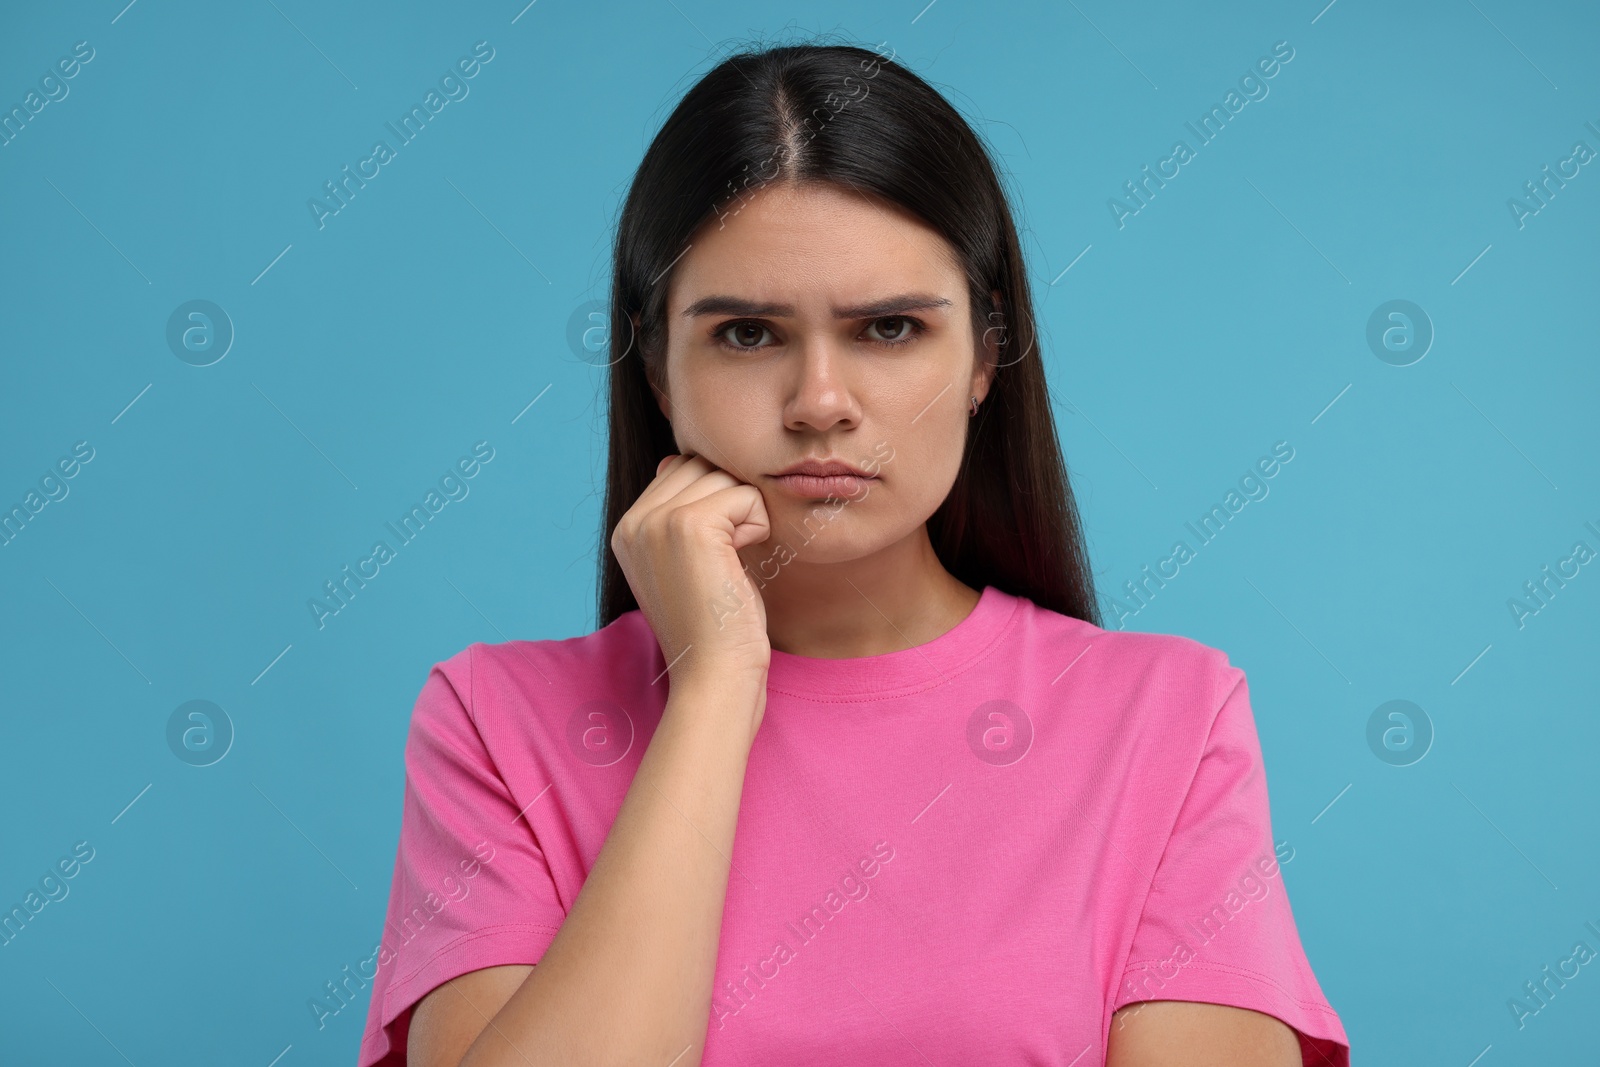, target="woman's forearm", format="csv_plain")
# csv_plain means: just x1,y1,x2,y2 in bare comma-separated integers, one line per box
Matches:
459,671,764,1067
